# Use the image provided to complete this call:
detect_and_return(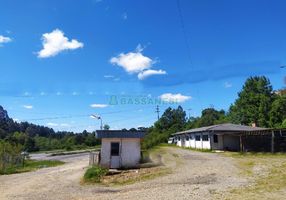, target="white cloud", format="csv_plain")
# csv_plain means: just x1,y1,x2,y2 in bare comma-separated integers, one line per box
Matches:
90,104,108,108
37,29,83,58
110,44,167,80
56,92,62,96
47,122,58,126
110,45,153,73
159,93,191,103
104,75,114,78
0,35,12,44
40,92,46,96
60,123,70,127
72,92,79,96
23,105,33,109
138,69,167,80
46,122,70,127
224,82,232,88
